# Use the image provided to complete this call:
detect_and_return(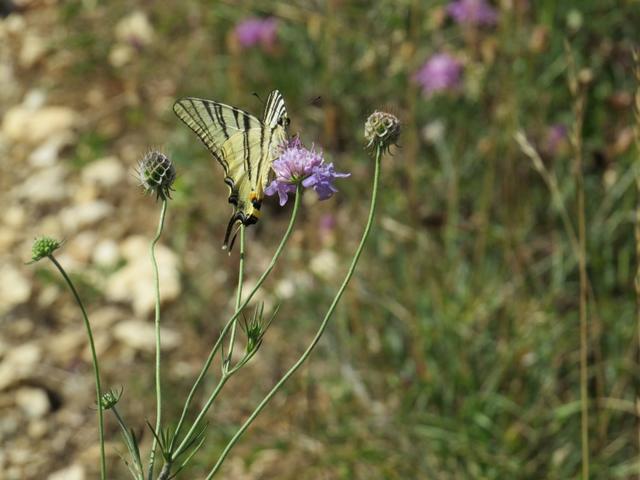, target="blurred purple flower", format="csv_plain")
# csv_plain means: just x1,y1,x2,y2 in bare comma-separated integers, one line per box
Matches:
234,17,278,49
545,123,568,154
447,0,498,26
414,53,463,96
265,138,350,206
319,213,336,233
